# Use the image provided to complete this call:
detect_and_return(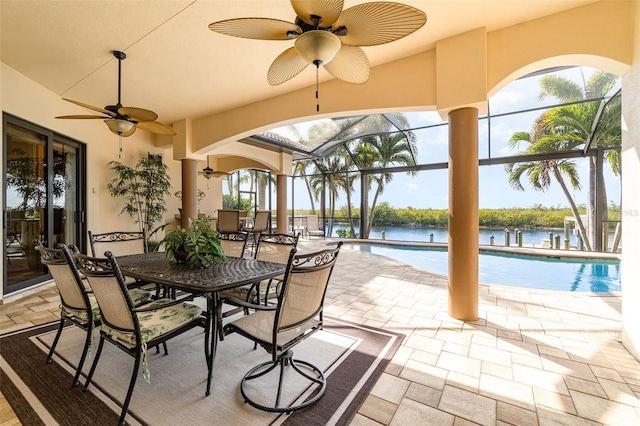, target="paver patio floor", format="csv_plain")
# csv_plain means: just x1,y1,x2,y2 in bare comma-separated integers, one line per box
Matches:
2,239,639,425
